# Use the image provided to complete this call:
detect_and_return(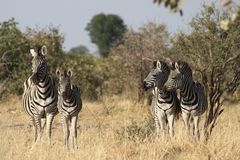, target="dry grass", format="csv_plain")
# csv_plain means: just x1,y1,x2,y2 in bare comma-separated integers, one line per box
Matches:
0,95,240,160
